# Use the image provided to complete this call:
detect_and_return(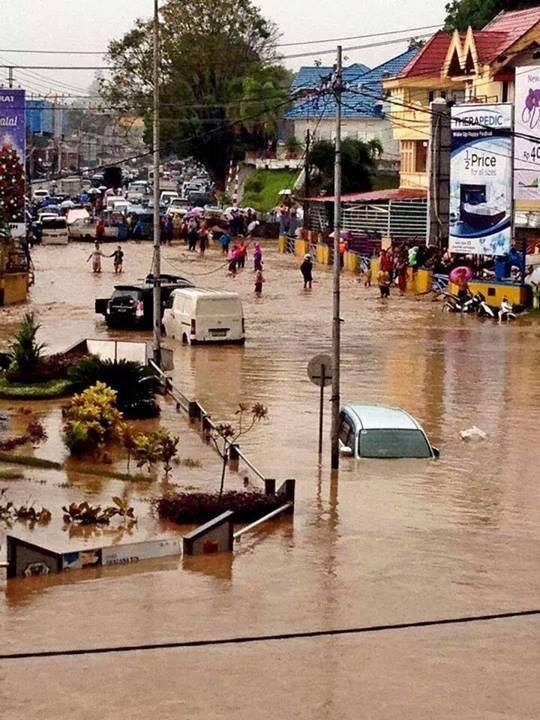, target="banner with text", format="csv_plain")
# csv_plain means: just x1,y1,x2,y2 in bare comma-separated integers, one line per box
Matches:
0,88,26,238
514,65,540,226
450,103,513,256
